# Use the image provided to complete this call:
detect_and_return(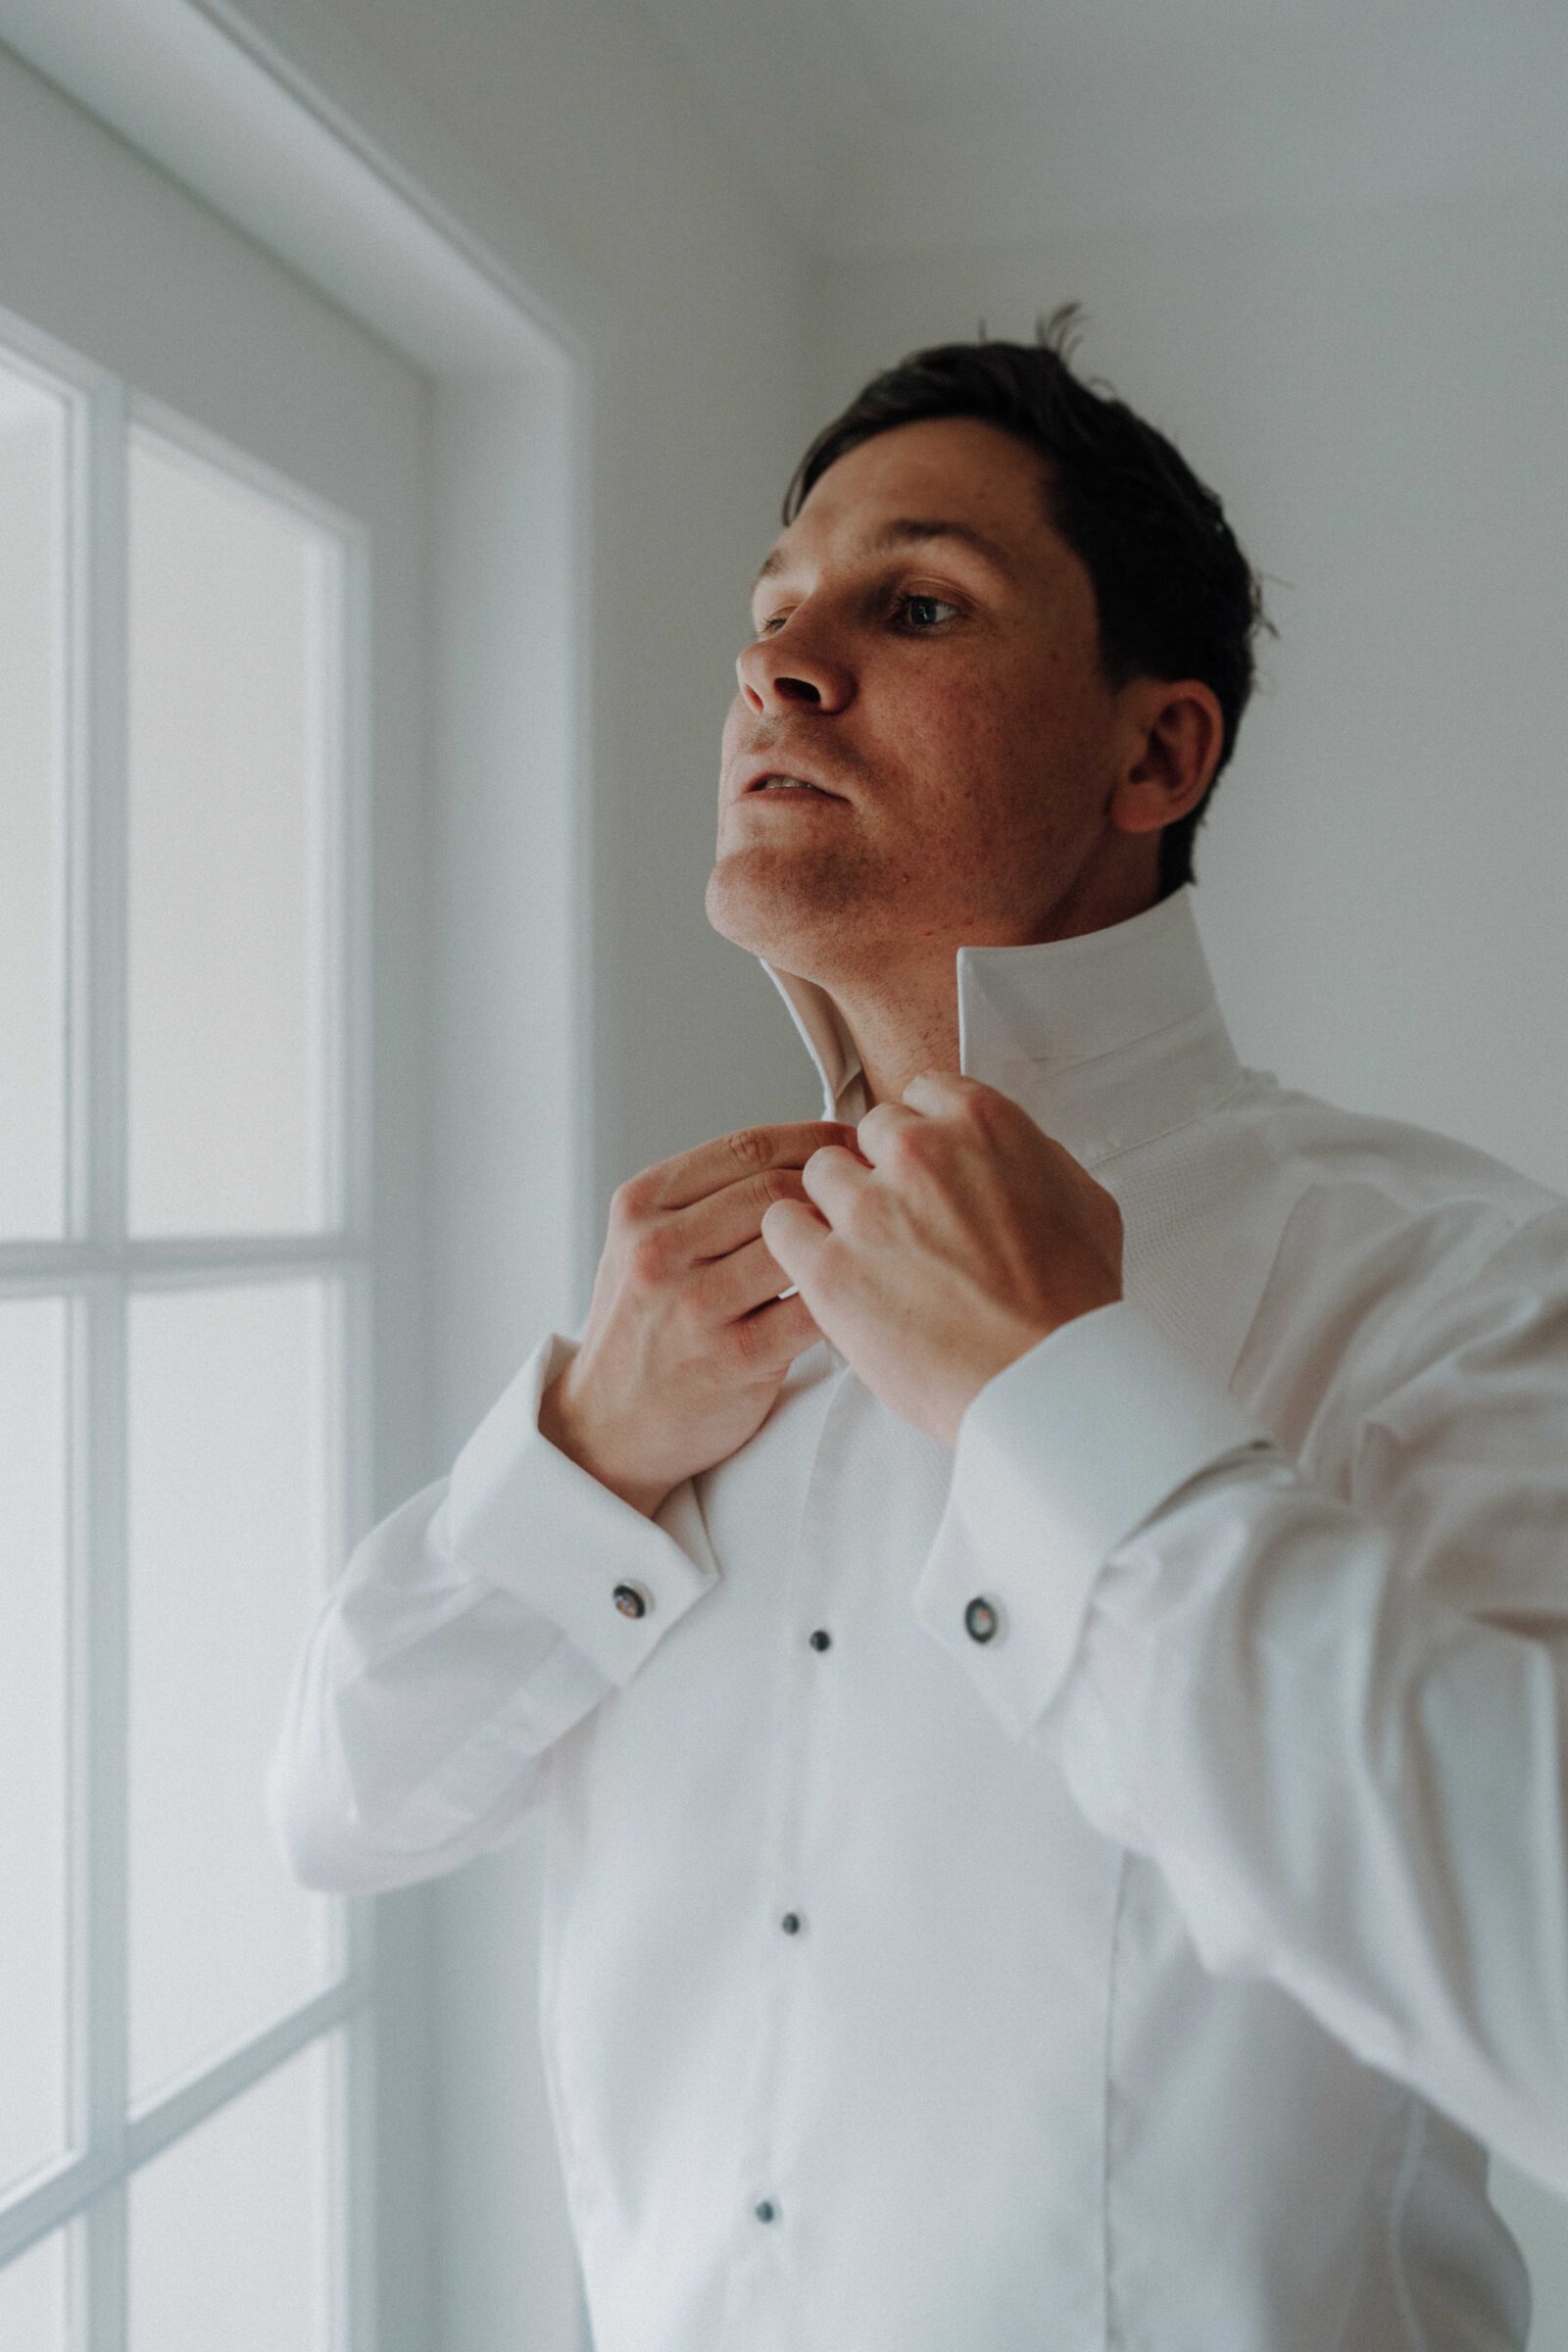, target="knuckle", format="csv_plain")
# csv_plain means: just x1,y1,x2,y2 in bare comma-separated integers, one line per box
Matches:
885,1122,928,1171
727,1125,772,1174
611,1173,651,1227
625,1224,672,1285
755,1165,801,1211
724,1310,766,1367
962,1085,1003,1133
